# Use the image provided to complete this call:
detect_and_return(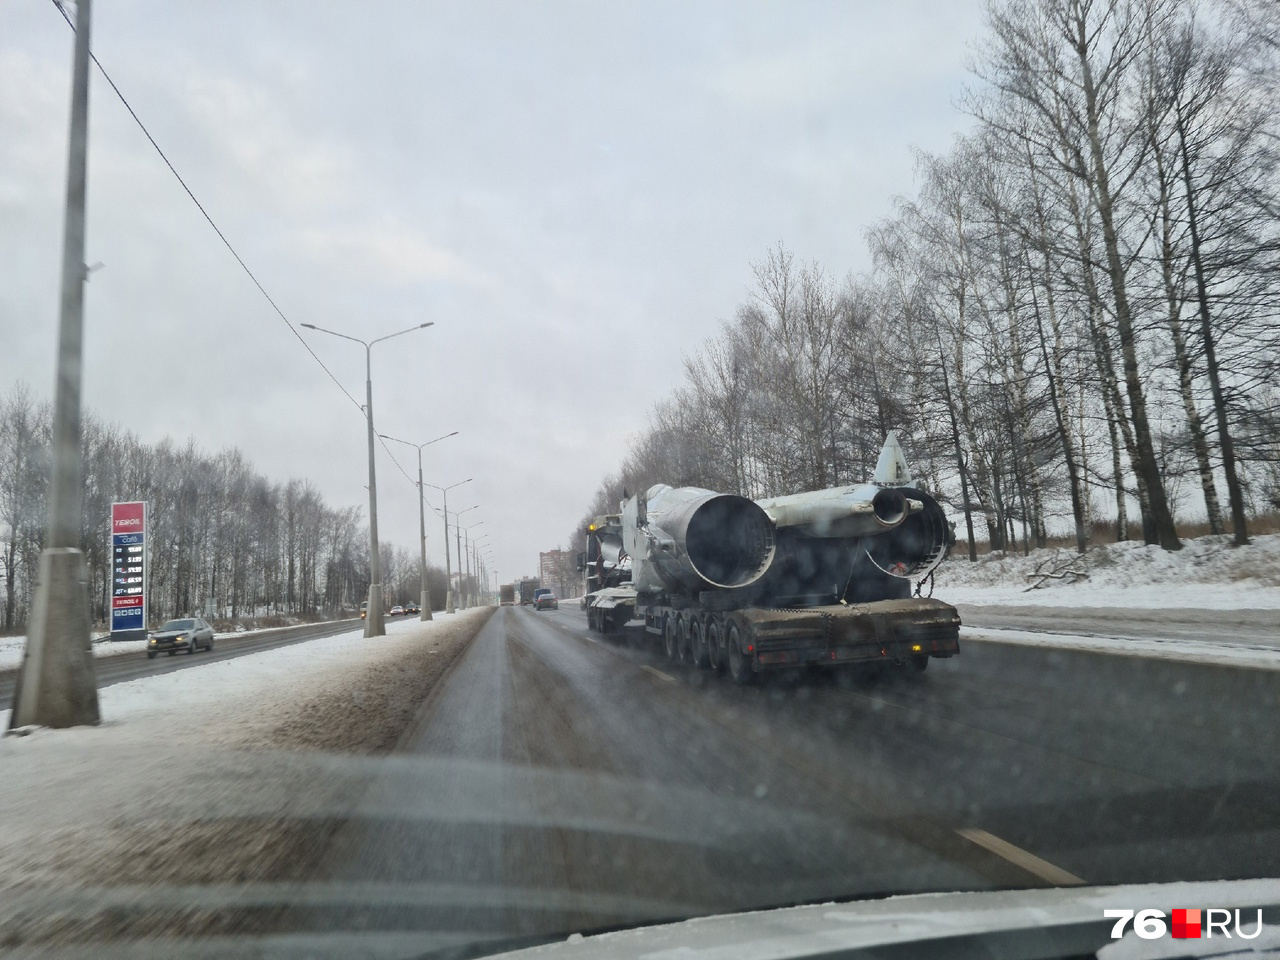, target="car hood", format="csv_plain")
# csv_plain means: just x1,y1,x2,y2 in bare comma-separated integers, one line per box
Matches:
22,878,1276,959
150,630,189,639
489,879,1280,960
